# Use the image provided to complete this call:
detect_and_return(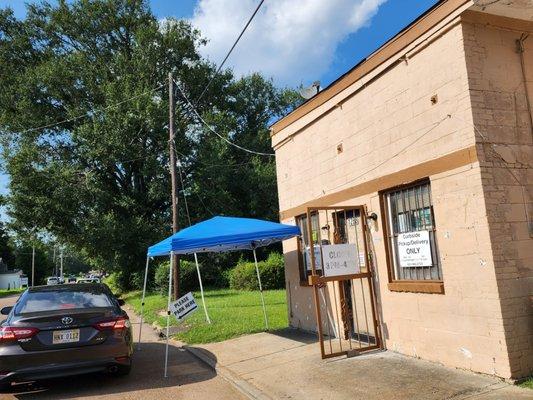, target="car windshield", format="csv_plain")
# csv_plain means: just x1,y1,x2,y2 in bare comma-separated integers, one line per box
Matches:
15,289,114,314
